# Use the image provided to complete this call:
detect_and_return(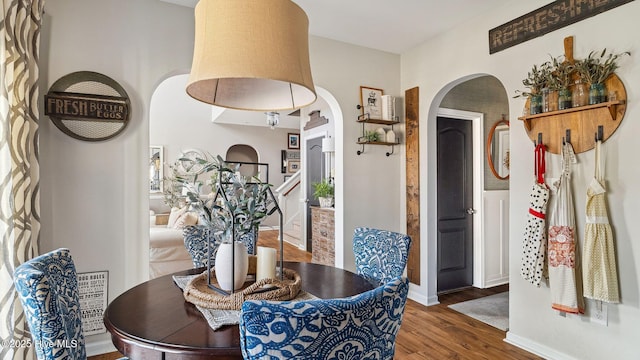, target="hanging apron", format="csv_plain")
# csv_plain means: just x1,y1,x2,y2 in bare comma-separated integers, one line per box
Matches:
521,143,550,287
548,141,584,313
583,140,620,303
